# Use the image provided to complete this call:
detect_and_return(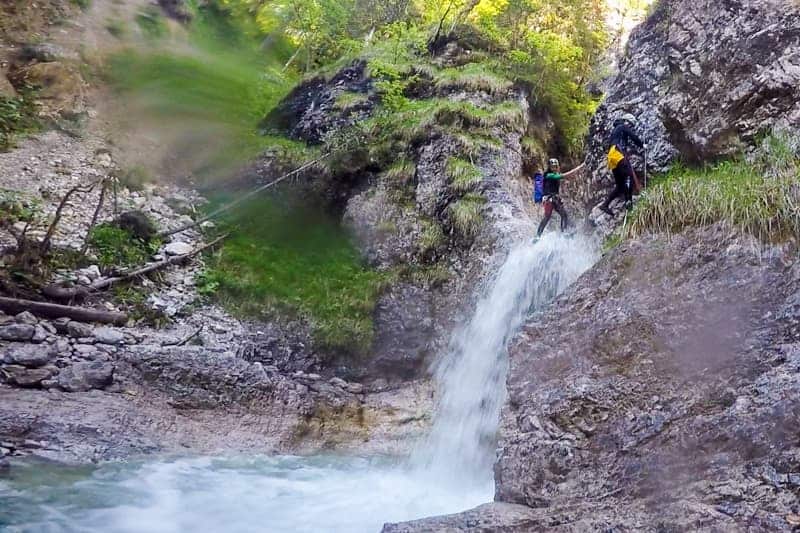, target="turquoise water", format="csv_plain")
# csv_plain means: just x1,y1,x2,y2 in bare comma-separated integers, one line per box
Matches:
0,454,489,533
